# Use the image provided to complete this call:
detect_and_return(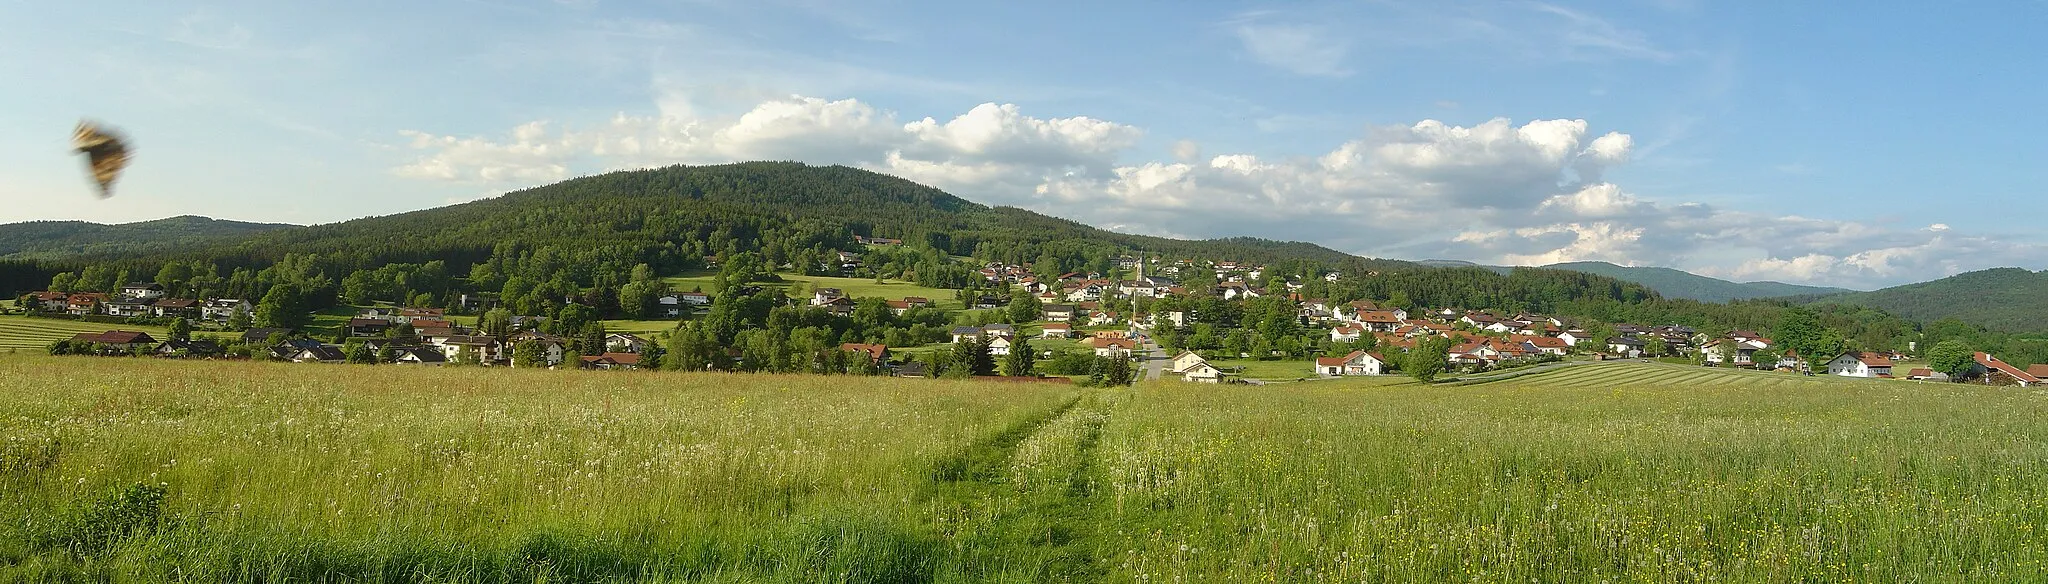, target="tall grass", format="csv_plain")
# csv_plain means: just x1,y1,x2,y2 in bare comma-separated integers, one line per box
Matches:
0,355,1073,582
1096,364,2048,581
8,356,2048,581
